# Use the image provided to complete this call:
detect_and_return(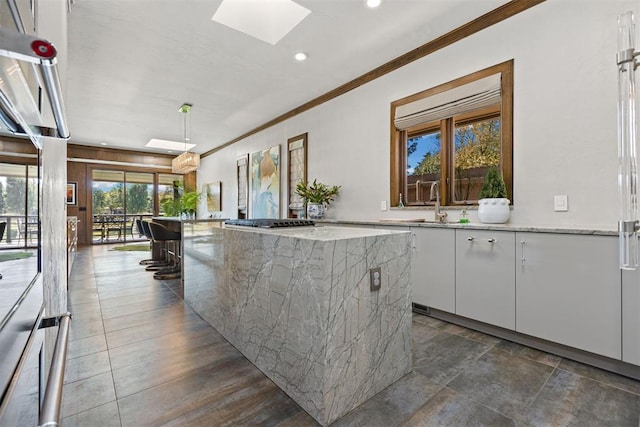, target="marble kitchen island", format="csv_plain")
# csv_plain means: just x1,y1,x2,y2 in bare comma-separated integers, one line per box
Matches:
183,223,412,425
